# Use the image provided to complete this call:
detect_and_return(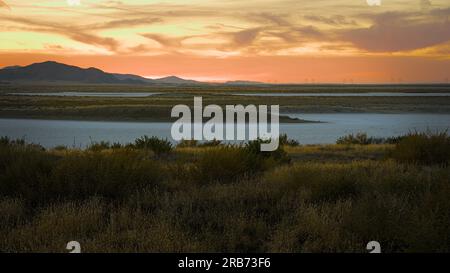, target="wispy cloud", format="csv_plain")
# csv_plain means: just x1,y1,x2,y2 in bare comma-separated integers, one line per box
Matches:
86,17,163,31
0,0,10,10
304,15,357,26
141,33,188,48
1,0,449,82
340,9,450,52
0,15,120,52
